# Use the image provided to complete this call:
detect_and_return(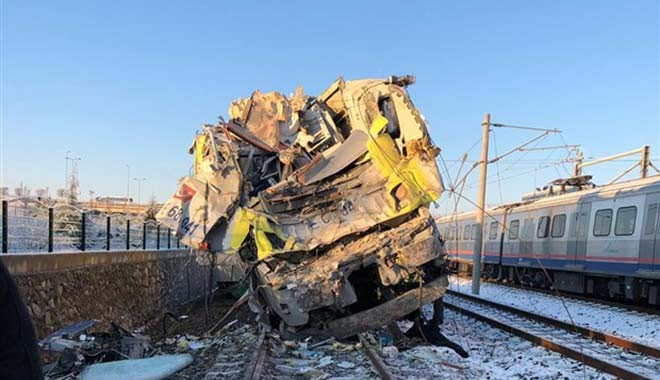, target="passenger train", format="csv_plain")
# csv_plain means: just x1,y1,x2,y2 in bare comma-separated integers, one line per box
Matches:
436,174,660,306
